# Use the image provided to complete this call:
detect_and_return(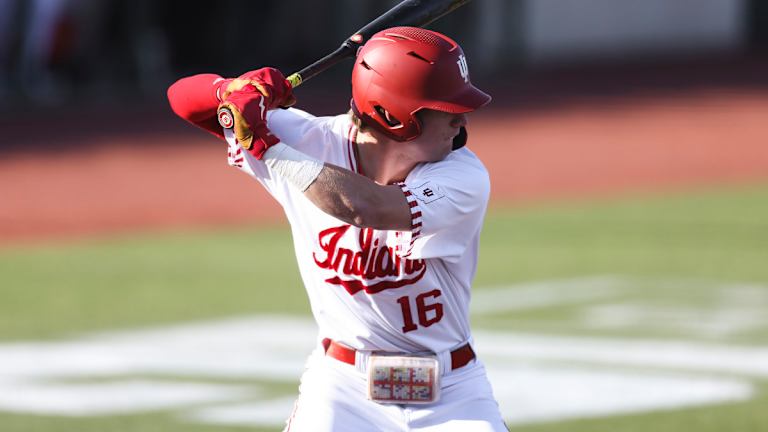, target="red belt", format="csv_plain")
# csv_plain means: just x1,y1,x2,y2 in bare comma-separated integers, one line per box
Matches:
322,338,476,371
